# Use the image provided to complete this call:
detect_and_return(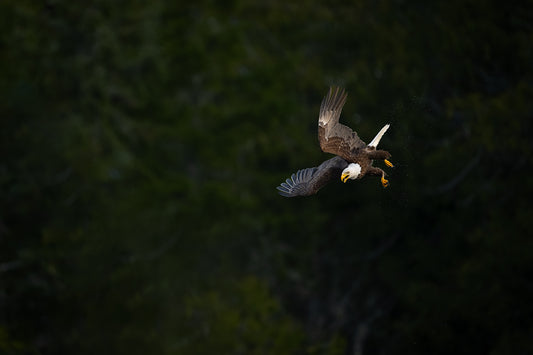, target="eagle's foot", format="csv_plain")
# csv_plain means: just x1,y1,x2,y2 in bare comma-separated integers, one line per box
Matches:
384,159,394,168
381,173,389,188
